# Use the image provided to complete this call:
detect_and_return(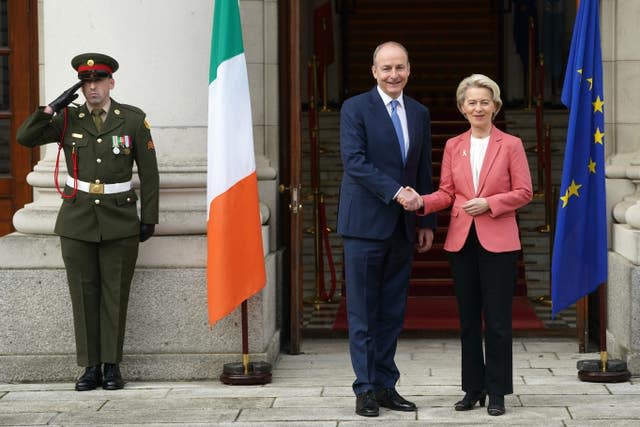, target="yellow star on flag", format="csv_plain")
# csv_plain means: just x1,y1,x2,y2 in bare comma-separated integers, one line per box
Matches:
594,127,605,145
588,158,596,174
592,96,604,113
560,189,571,208
586,77,593,90
568,180,582,197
